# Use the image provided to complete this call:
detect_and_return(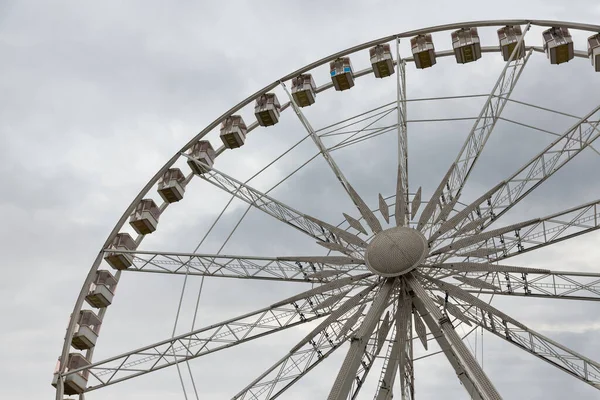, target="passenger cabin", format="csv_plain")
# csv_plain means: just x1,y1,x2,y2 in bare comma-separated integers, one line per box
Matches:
187,140,215,175
370,44,395,78
129,199,160,235
588,33,600,71
85,270,117,308
157,168,186,203
104,233,137,270
71,310,102,350
543,27,574,65
330,57,354,91
497,25,525,61
291,74,316,107
52,353,90,395
411,34,436,69
220,115,247,149
452,28,482,64
255,93,281,126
